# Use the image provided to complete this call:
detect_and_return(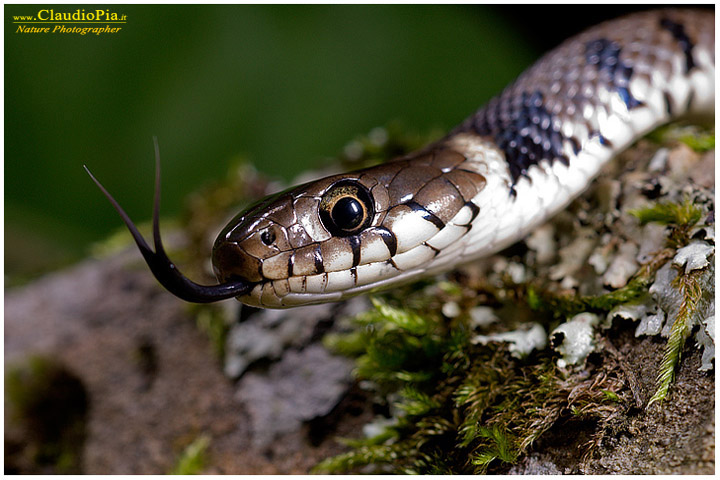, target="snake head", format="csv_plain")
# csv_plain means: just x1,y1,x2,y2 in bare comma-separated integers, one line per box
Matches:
212,174,376,290
212,190,301,284
88,142,483,308
88,136,484,308
212,147,485,308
